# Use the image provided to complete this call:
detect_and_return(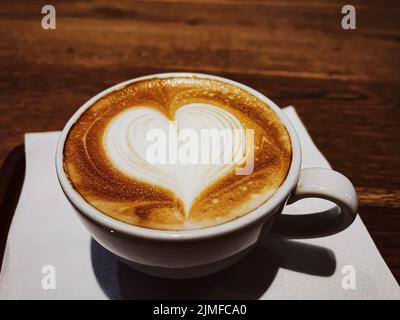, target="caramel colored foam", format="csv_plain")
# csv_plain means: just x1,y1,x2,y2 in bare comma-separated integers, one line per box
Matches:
63,76,292,230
